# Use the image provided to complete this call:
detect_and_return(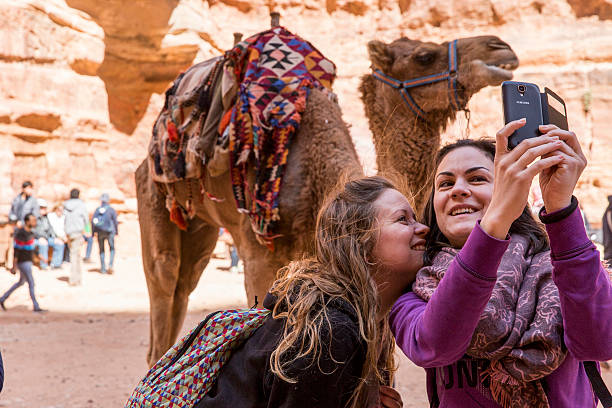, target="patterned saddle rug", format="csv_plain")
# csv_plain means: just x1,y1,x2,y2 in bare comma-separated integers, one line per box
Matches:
147,26,336,250
226,26,336,249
